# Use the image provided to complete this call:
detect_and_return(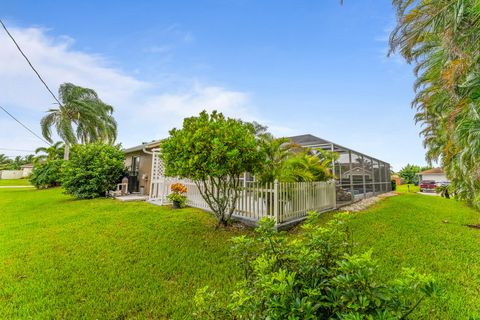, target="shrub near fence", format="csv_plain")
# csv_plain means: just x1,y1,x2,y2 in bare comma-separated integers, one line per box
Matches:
149,179,336,226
